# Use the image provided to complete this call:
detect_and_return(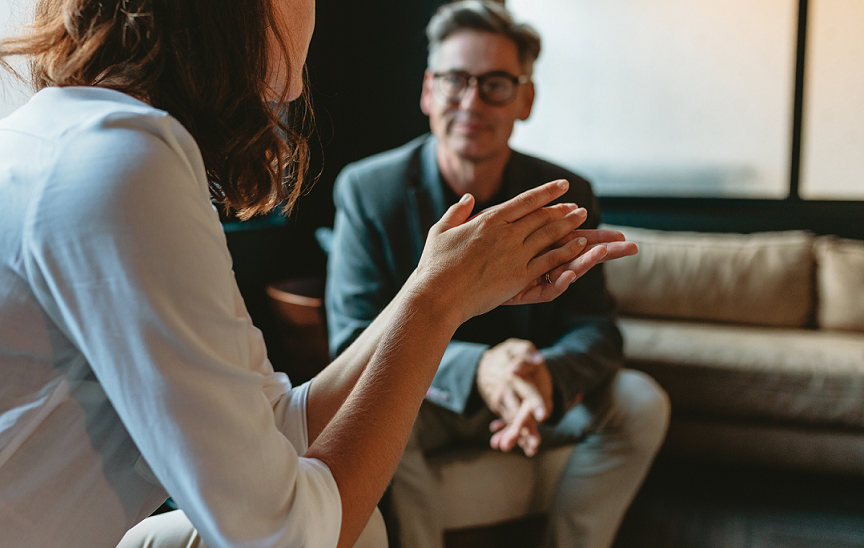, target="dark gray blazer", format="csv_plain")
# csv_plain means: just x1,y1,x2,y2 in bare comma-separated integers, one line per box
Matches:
326,134,623,420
